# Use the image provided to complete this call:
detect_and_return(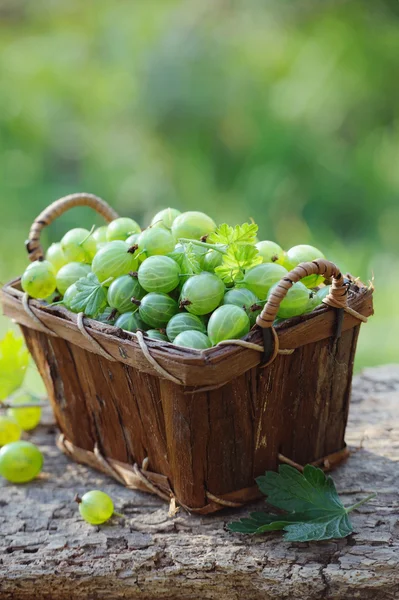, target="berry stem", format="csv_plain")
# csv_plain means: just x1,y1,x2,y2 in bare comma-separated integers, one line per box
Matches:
178,239,227,254
79,225,96,246
74,494,82,504
345,493,377,513
45,300,65,307
0,401,48,409
179,299,192,309
102,277,114,287
108,308,118,322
